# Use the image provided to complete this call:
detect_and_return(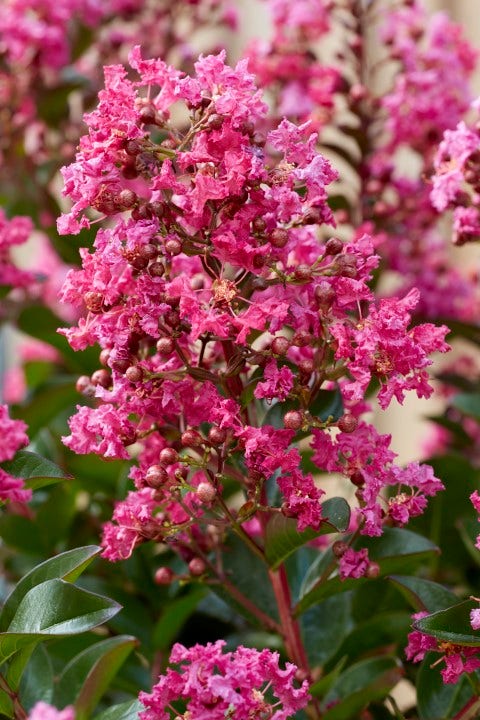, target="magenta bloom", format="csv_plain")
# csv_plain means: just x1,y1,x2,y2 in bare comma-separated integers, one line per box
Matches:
139,641,310,720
